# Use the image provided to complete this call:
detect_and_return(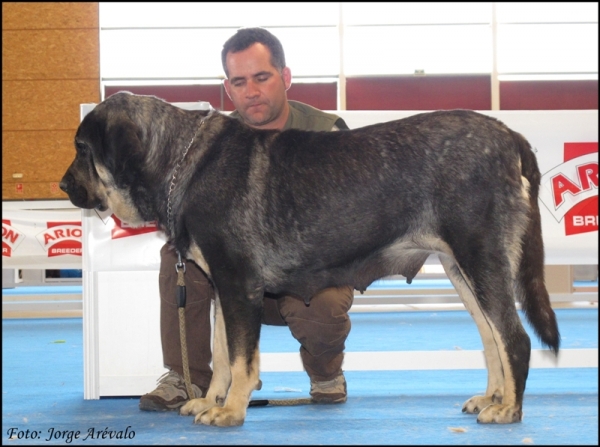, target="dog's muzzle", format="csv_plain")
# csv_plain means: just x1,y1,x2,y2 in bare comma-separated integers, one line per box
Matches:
60,174,106,211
